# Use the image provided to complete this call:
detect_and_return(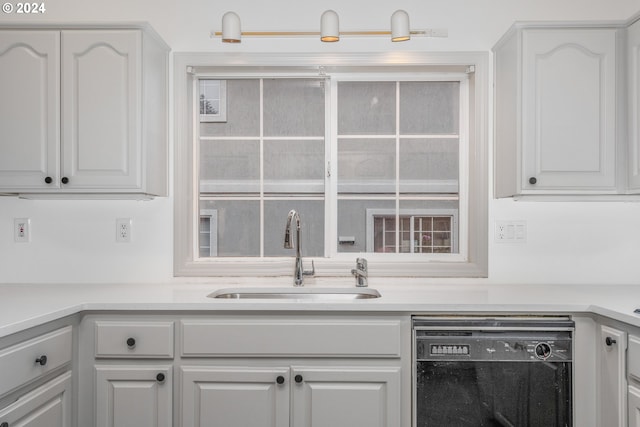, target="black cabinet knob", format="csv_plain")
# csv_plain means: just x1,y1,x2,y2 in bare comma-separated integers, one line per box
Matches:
126,337,136,348
605,336,617,346
1,421,9,427
35,355,47,366
61,177,69,184
156,373,165,382
44,176,53,184
529,177,537,185
294,374,303,383
276,376,285,384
